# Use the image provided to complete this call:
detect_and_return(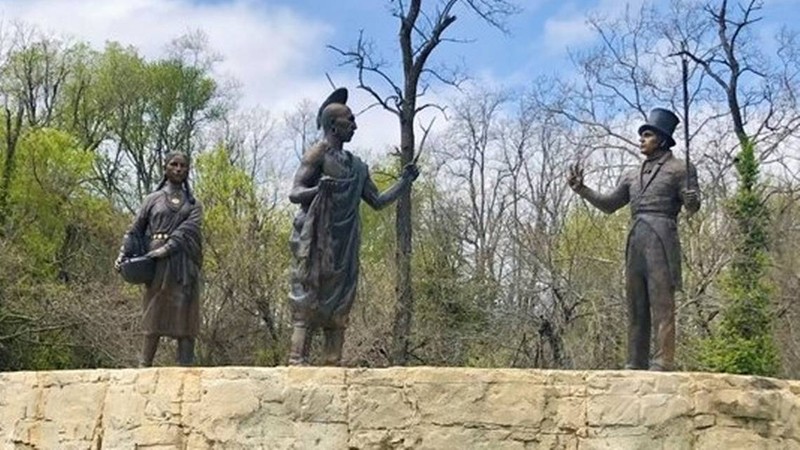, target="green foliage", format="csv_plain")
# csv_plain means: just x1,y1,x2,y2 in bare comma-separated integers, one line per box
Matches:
147,58,218,156
7,129,96,278
701,139,779,376
359,164,397,261
1,329,74,371
411,177,493,366
195,146,260,268
193,147,292,365
555,207,628,284
552,207,630,367
414,214,489,365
